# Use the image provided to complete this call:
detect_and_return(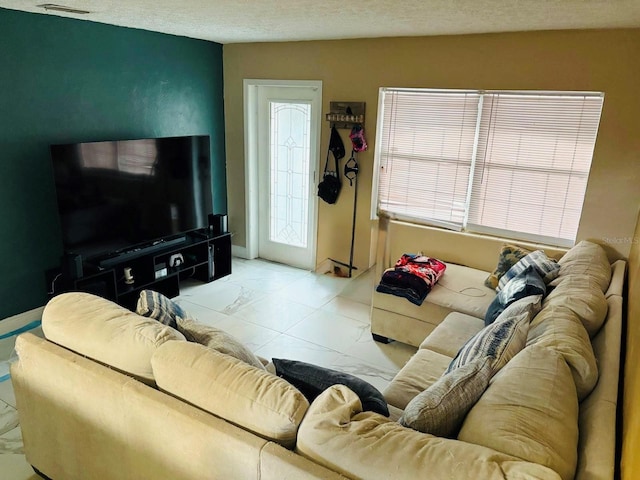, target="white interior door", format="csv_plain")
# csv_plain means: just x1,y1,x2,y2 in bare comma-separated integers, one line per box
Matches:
256,85,321,269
